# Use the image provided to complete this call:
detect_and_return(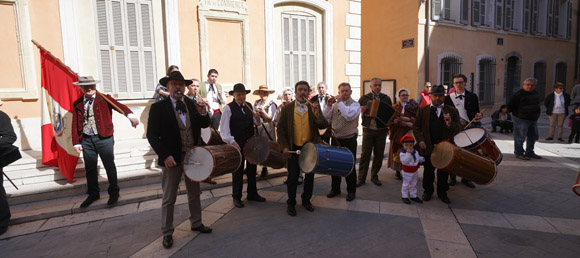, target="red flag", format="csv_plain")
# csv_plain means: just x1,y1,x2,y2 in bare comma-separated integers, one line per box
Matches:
38,48,83,182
